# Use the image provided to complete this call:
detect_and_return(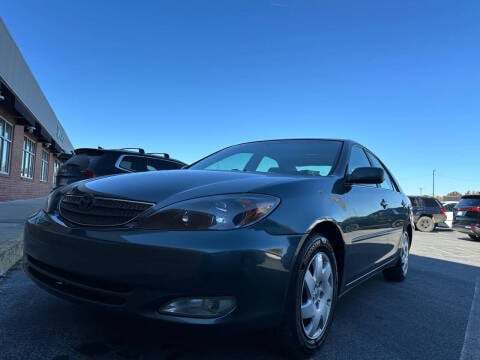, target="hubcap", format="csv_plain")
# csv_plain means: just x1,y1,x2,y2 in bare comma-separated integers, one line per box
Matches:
419,218,430,230
300,252,334,340
400,233,409,275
